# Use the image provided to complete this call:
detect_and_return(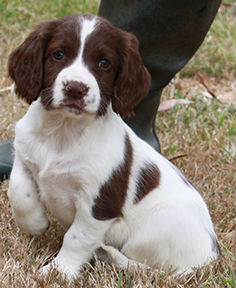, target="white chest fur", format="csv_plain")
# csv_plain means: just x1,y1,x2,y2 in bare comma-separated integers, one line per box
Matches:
14,100,126,228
